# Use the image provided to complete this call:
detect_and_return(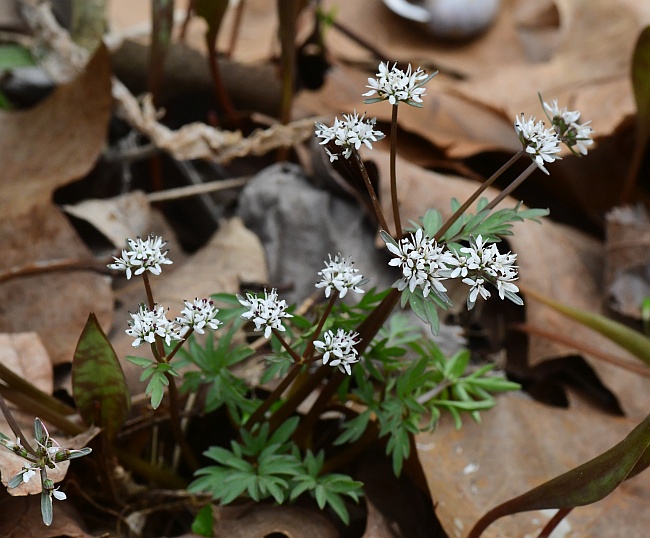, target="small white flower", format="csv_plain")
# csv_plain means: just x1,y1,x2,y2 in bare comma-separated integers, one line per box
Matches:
238,288,293,339
50,487,66,501
383,228,454,298
315,254,366,298
514,114,561,174
314,329,361,375
108,235,173,279
22,466,36,483
315,111,384,162
543,99,594,156
176,298,222,335
126,304,182,347
363,62,436,107
456,235,522,308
